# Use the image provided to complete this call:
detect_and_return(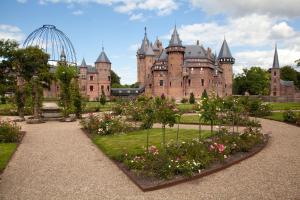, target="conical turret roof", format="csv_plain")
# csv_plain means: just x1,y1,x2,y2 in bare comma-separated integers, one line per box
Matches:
95,47,111,64
80,58,87,67
218,39,233,59
169,25,182,47
138,27,150,55
272,44,280,68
